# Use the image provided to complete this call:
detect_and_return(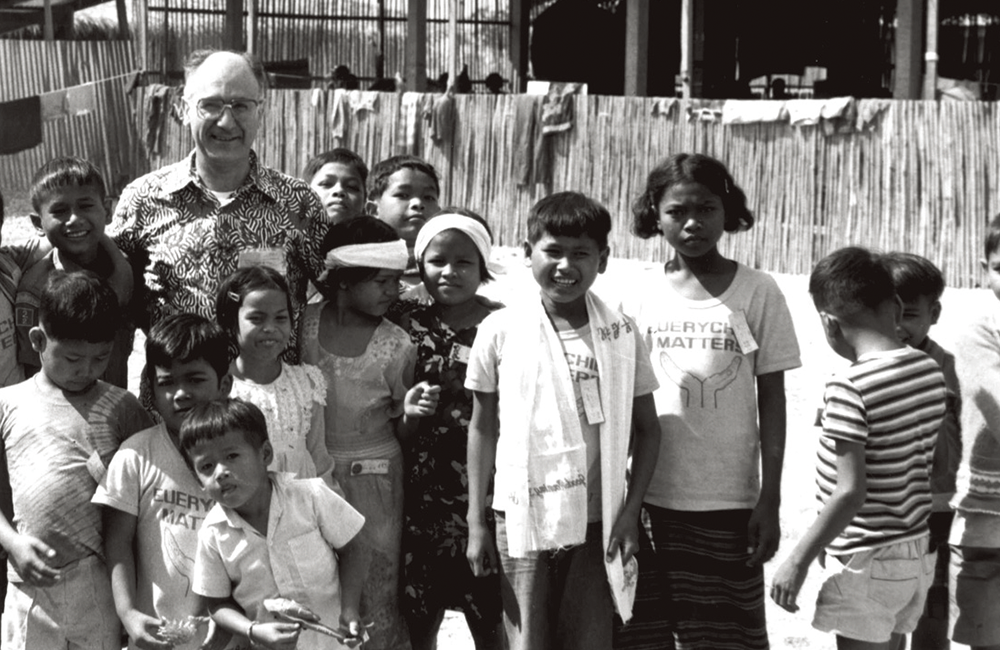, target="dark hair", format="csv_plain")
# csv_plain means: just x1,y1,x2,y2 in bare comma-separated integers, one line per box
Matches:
418,206,495,282
145,312,231,388
986,213,1000,260
215,266,291,345
30,157,108,214
882,252,945,303
302,148,369,188
39,270,120,343
183,49,268,93
809,246,896,318
367,154,440,200
632,153,753,239
179,398,270,464
526,191,612,250
318,216,401,298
